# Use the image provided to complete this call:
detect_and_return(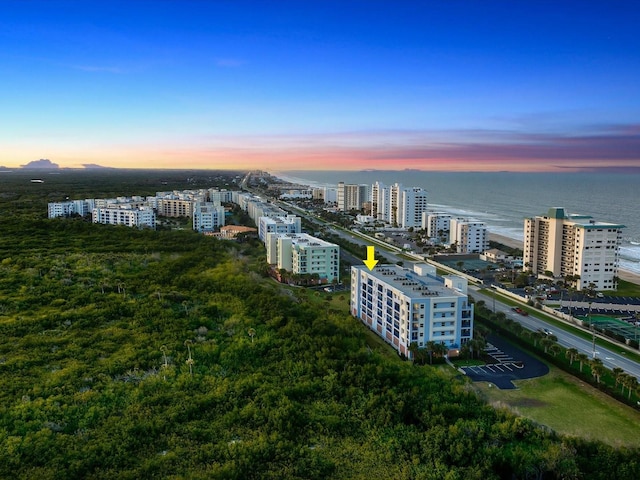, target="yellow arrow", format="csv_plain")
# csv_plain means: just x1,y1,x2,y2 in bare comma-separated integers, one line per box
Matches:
363,245,379,271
